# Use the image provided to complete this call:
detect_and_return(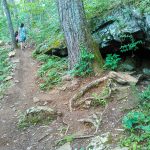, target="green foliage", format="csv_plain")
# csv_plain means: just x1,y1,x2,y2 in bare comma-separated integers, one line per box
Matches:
0,48,12,96
120,34,143,53
36,54,50,63
71,46,94,77
121,86,150,149
139,0,150,14
0,17,9,42
104,54,121,70
18,112,54,129
57,135,75,146
91,93,106,107
91,85,110,107
122,112,146,130
37,56,67,90
139,86,150,103
1,0,149,46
